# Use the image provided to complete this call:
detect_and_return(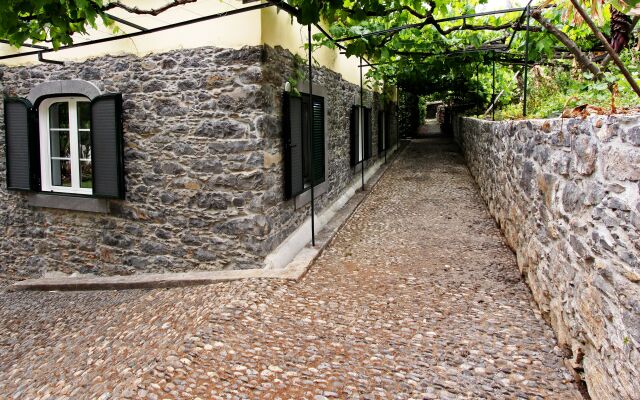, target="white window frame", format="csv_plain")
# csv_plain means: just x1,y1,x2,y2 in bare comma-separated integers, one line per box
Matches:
38,96,93,195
